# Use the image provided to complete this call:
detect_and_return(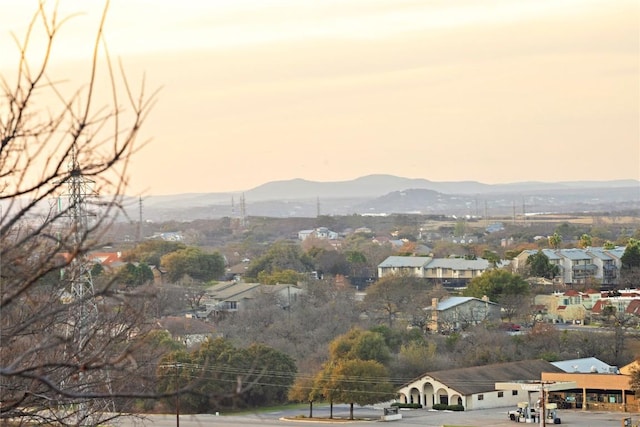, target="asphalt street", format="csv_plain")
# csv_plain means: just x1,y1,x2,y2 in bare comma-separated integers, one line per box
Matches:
115,405,638,427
